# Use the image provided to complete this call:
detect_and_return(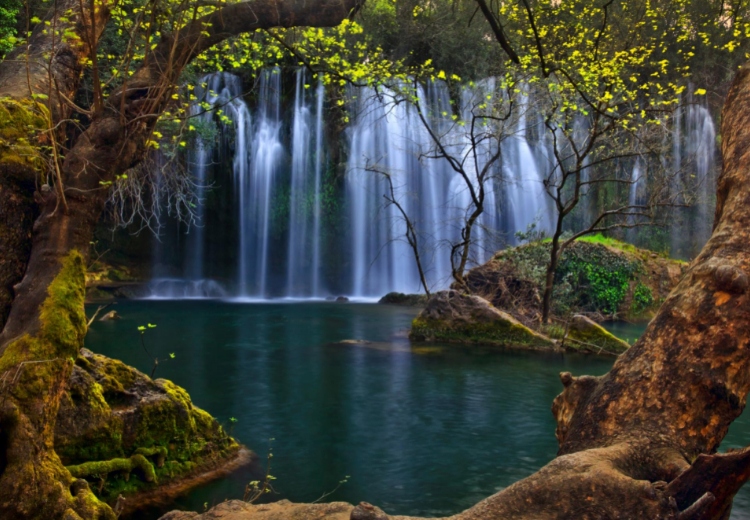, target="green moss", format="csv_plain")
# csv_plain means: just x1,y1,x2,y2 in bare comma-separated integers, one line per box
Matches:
55,349,240,503
0,97,46,169
566,320,630,355
0,251,86,400
410,316,554,349
40,251,87,352
575,234,642,255
67,454,156,483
